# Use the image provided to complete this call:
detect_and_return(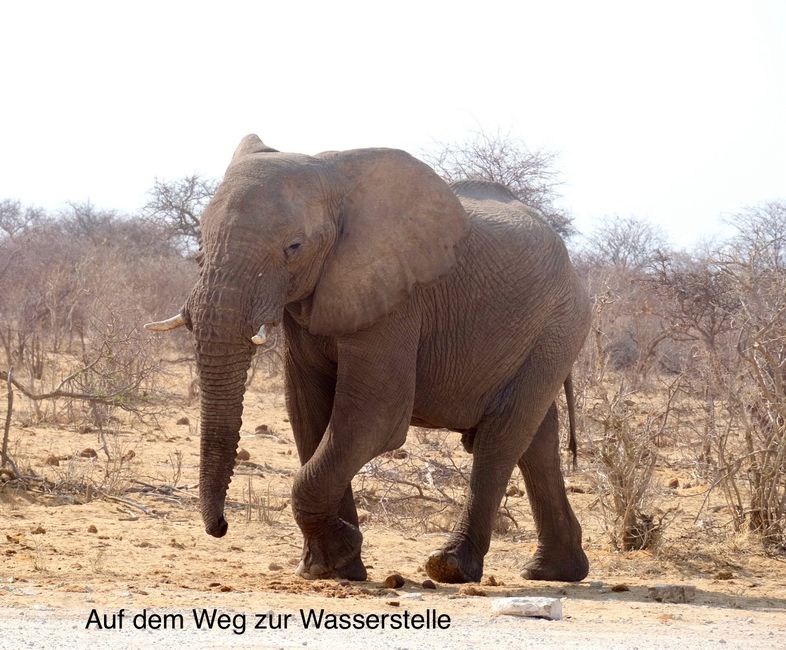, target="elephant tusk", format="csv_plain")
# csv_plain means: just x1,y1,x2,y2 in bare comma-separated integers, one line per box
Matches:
251,324,268,345
144,313,186,332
